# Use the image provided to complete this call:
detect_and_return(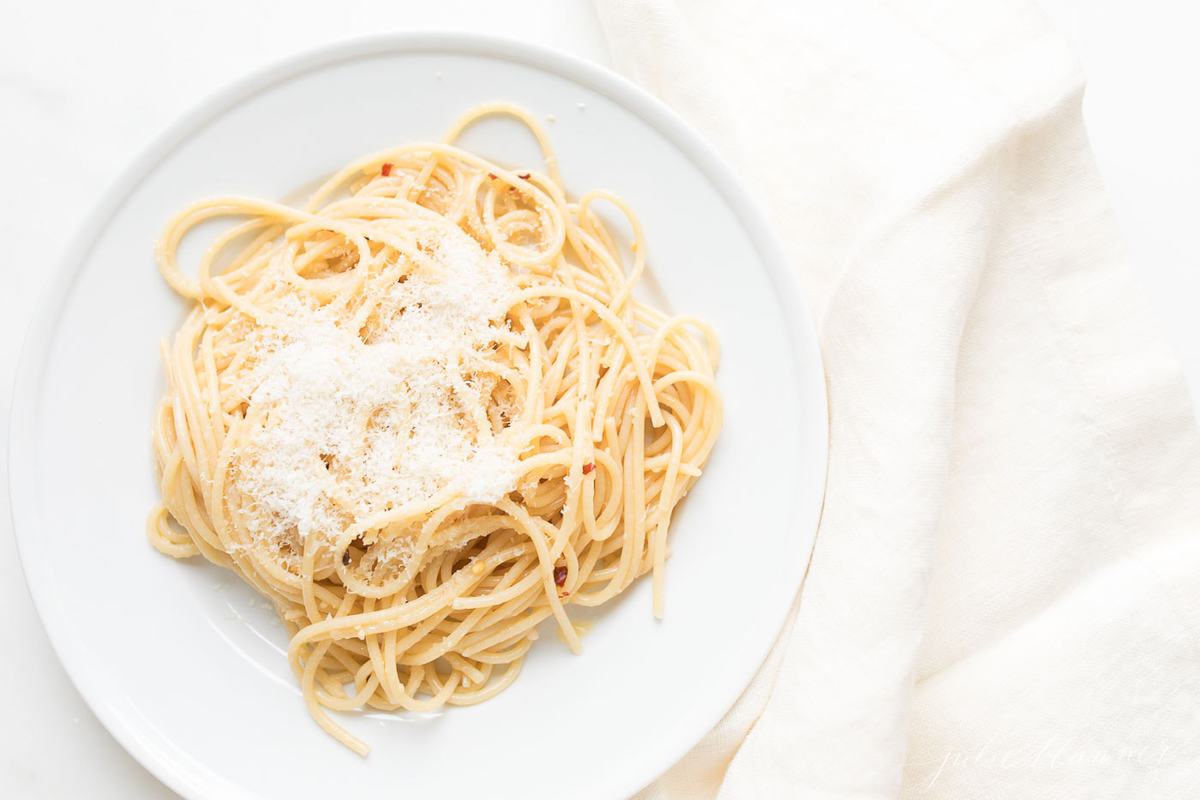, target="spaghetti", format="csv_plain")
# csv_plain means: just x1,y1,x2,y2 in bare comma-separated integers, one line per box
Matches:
148,103,722,754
